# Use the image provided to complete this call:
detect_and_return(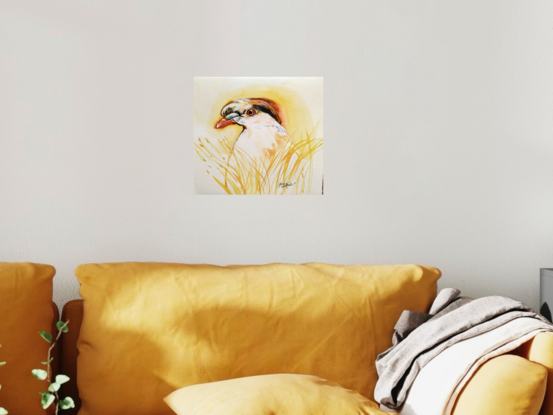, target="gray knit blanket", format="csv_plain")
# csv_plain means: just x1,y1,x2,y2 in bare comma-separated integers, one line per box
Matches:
374,288,552,410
